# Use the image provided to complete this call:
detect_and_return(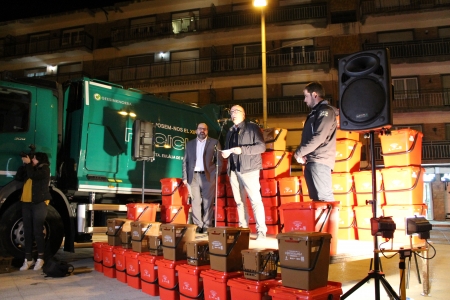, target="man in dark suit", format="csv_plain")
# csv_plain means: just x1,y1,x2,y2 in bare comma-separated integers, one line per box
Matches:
182,123,221,233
